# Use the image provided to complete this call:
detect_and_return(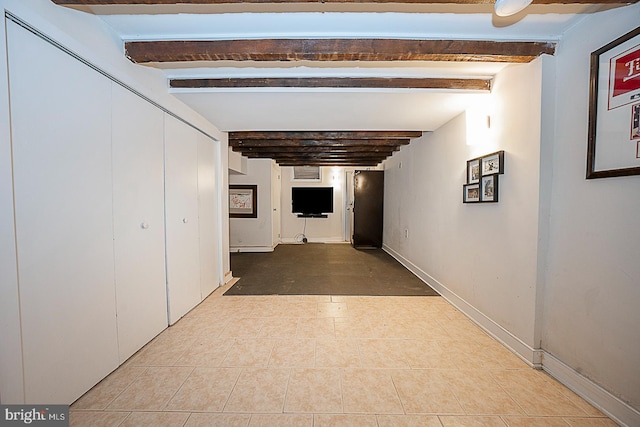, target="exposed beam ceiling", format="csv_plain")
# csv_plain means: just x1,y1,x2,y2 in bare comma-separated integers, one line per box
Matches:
229,131,420,166
49,0,638,166
128,38,538,163
126,39,556,64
